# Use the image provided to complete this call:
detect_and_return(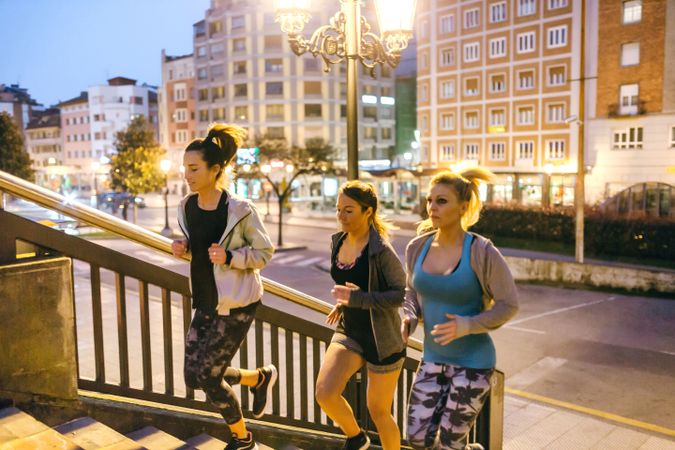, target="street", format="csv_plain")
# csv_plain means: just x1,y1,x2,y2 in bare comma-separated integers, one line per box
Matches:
82,204,675,431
